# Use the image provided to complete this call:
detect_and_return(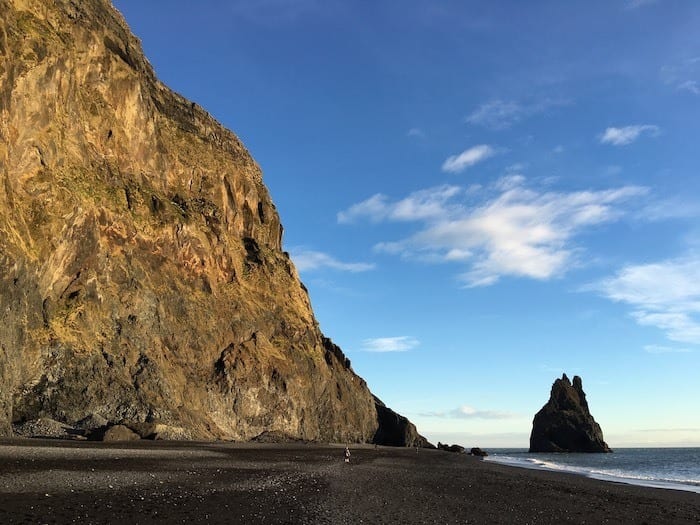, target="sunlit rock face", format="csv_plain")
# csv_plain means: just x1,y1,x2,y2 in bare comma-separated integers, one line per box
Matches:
0,0,401,442
529,374,611,453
